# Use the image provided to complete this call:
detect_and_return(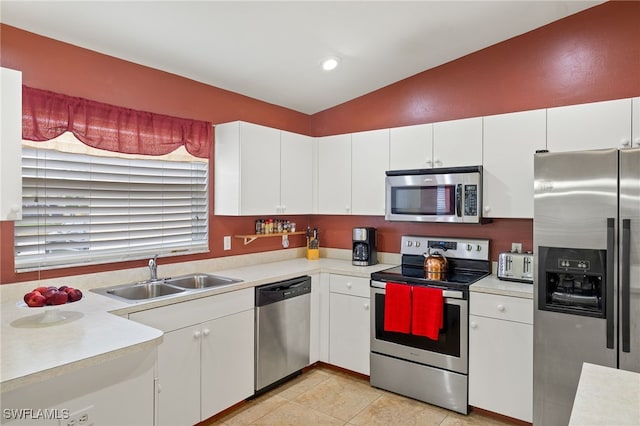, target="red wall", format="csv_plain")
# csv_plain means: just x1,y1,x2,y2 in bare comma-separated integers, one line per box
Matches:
1,1,639,283
310,1,640,136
